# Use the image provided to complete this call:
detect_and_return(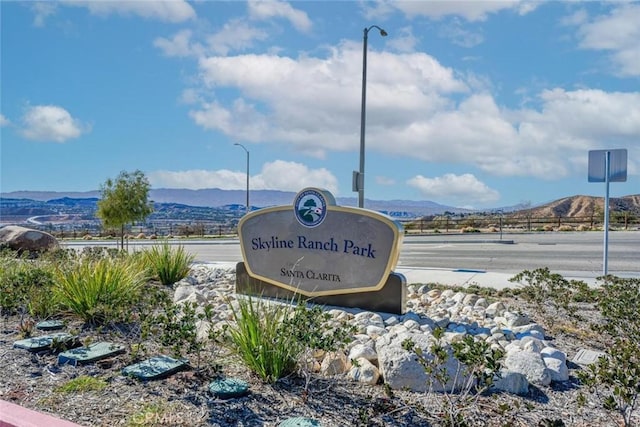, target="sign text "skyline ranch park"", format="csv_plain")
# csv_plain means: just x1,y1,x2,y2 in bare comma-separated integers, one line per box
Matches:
251,235,377,258
237,188,403,297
